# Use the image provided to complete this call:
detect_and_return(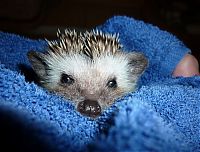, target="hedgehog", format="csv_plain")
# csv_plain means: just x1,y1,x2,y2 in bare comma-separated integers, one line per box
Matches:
27,29,148,118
